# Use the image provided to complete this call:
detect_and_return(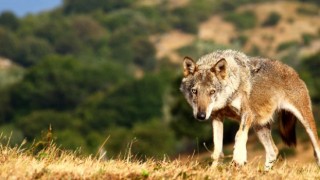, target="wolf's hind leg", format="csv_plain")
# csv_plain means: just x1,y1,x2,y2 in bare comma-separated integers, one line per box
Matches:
253,123,278,170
